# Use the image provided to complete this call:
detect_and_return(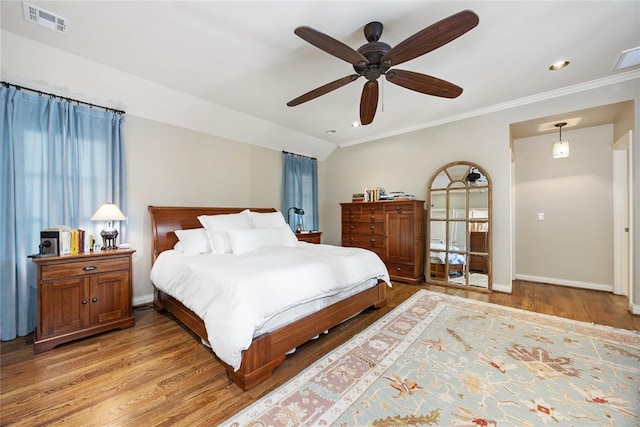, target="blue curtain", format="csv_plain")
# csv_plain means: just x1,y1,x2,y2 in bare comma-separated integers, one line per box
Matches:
0,86,126,341
282,152,318,232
